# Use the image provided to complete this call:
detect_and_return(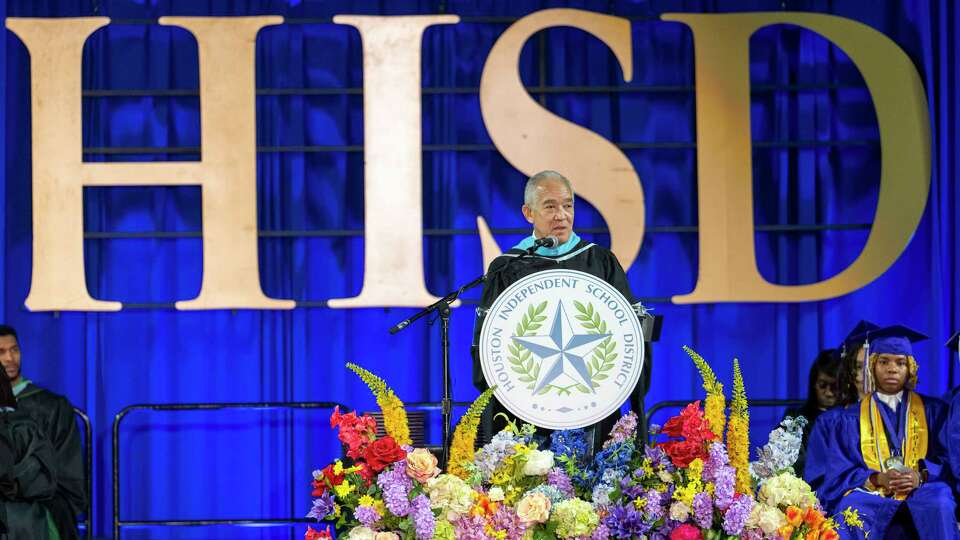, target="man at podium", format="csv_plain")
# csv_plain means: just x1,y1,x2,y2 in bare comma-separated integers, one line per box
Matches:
471,170,651,452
